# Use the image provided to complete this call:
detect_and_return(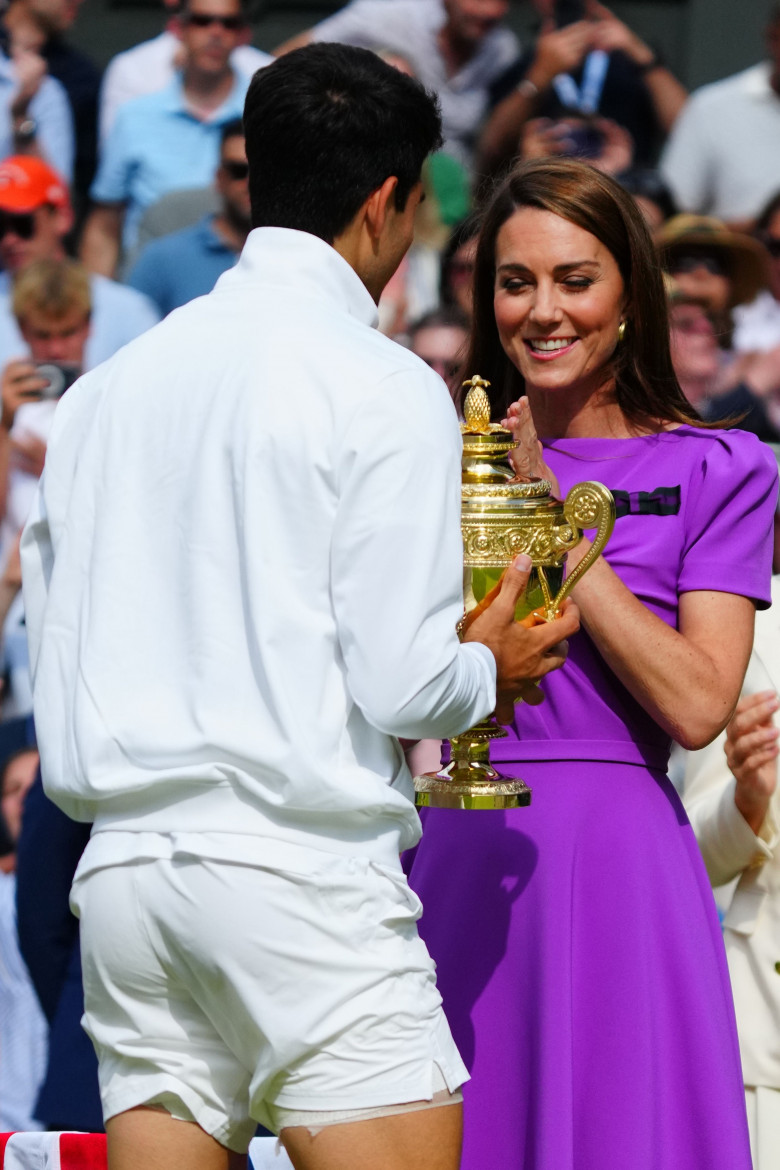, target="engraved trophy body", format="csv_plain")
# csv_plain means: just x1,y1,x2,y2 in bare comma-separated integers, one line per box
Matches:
414,376,616,811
